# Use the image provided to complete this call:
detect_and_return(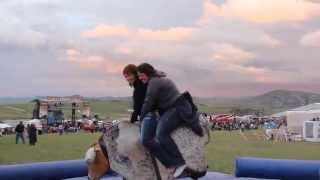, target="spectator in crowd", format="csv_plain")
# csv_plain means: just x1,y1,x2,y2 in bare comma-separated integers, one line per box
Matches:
90,123,95,134
64,123,69,134
58,124,64,135
27,124,31,138
240,122,245,132
15,121,25,144
28,124,37,146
